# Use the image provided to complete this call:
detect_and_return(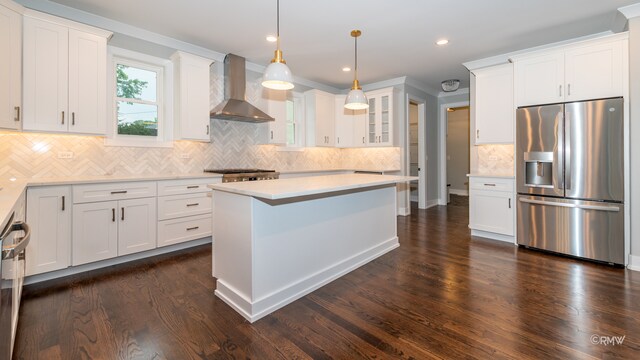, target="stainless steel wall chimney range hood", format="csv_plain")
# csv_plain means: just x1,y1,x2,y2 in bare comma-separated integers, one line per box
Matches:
210,54,274,123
